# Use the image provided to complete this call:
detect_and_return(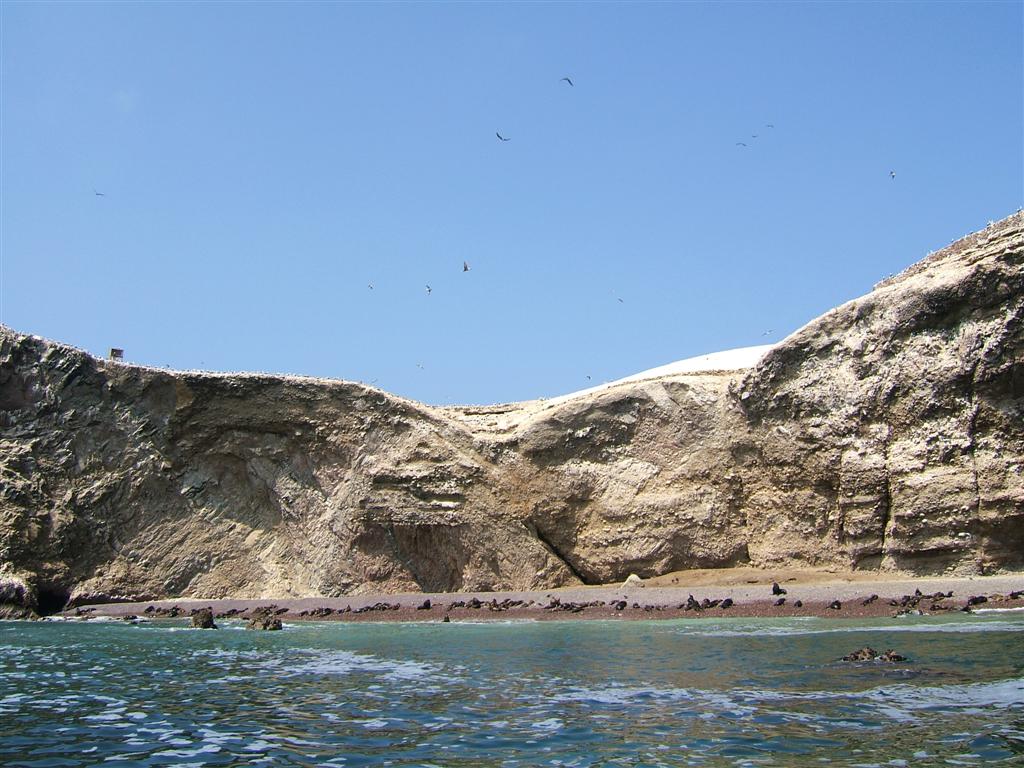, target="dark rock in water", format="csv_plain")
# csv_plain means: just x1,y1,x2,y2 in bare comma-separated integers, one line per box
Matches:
720,598,733,609
773,597,786,606
246,608,283,631
191,608,217,629
771,582,786,596
417,599,432,610
842,647,907,662
878,649,907,662
828,600,842,610
793,600,803,608
843,646,878,662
